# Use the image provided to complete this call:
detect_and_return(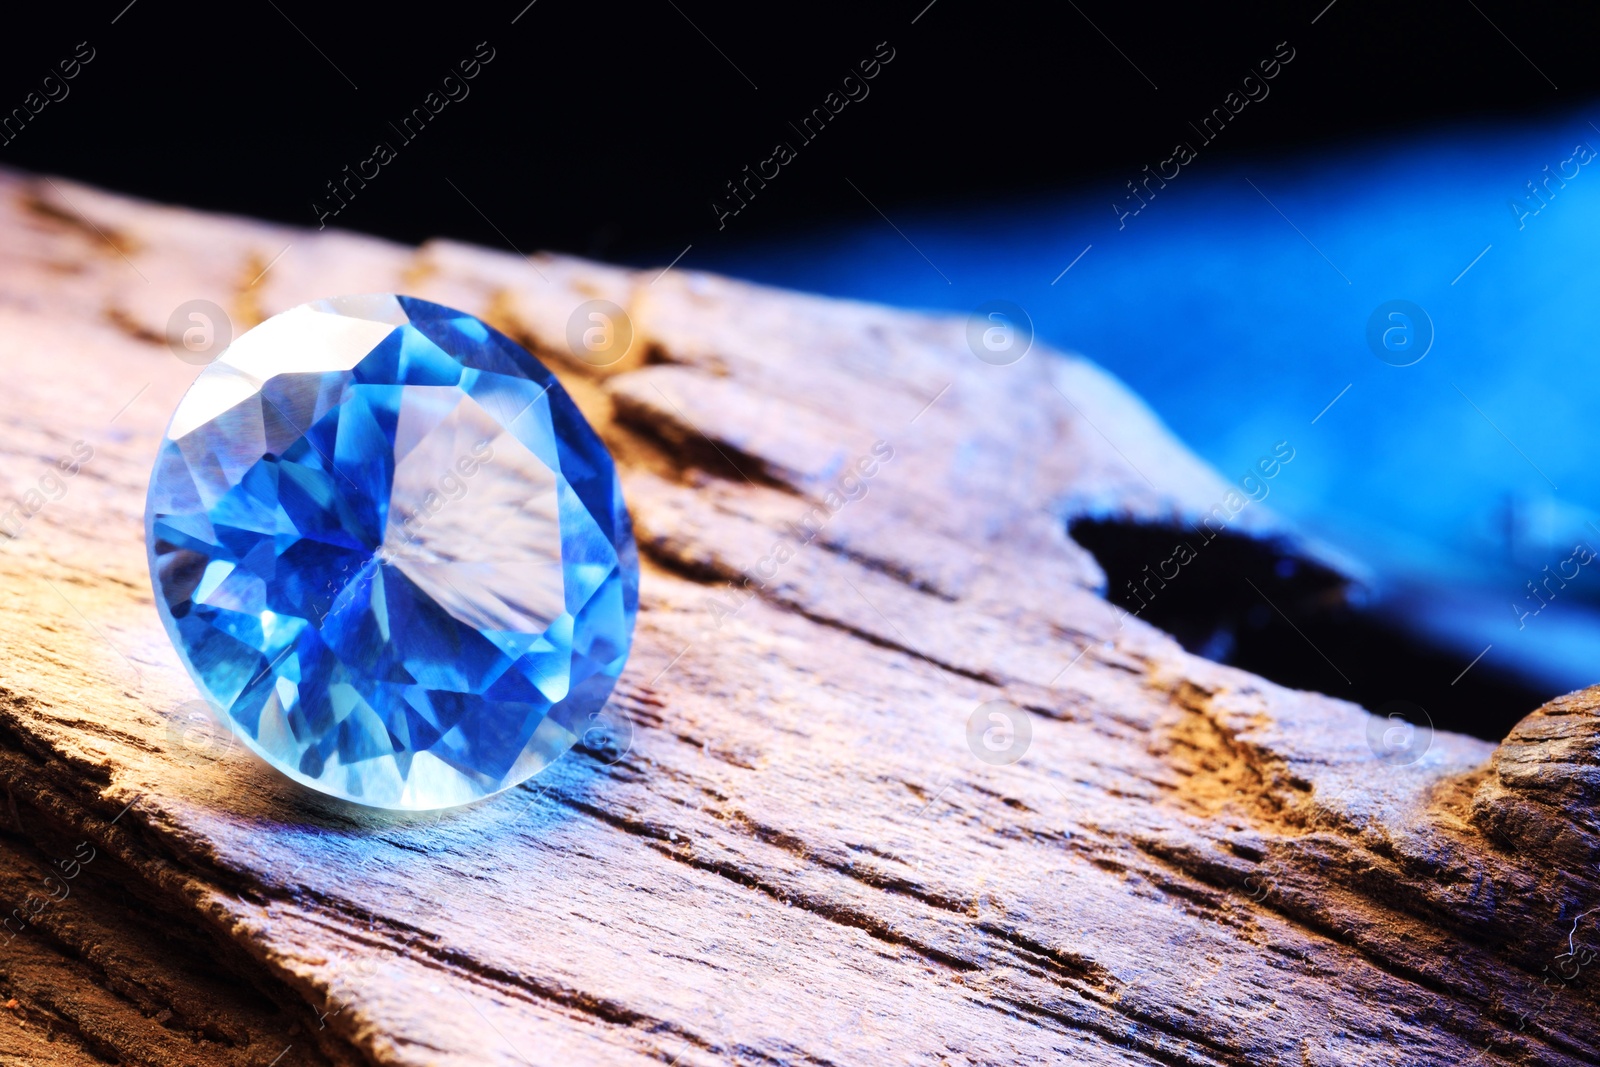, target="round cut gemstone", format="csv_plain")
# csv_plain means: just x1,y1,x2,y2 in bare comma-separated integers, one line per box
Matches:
146,295,639,809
